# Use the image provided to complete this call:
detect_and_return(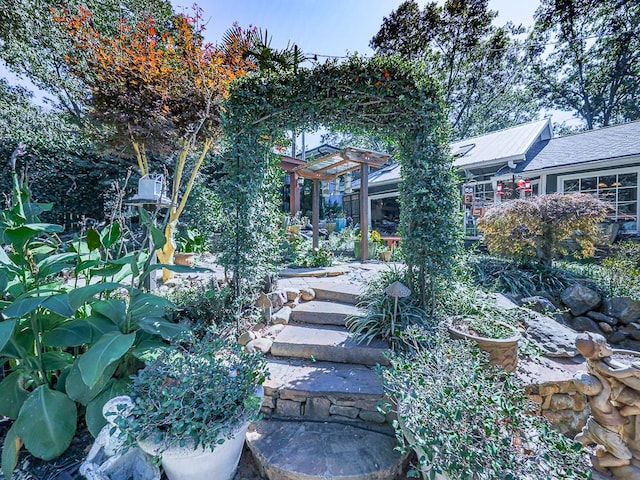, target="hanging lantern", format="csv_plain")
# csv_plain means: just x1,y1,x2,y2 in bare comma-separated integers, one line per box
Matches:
321,181,330,197
524,179,532,193
496,181,504,196
344,172,353,194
